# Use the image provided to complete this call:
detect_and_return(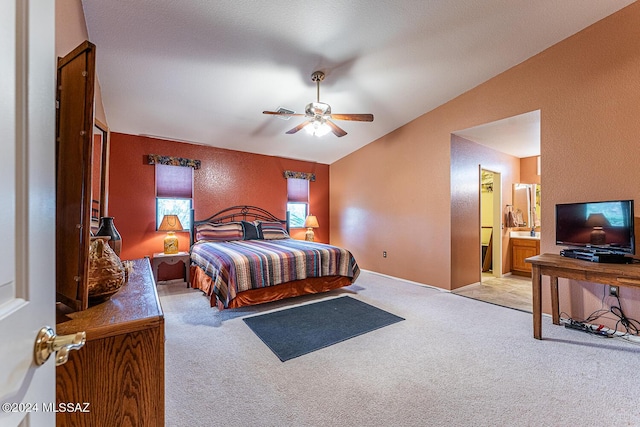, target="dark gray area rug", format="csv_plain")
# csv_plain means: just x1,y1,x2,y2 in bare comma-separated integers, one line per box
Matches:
243,296,404,361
